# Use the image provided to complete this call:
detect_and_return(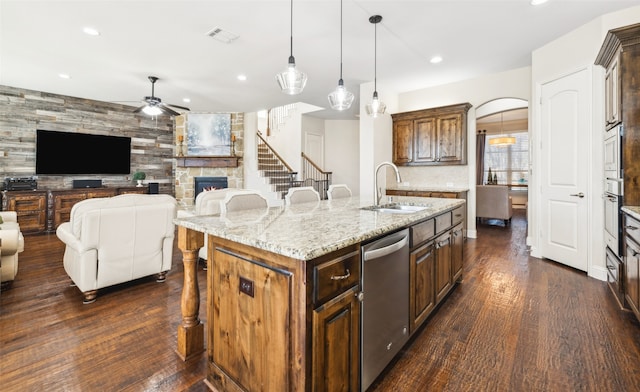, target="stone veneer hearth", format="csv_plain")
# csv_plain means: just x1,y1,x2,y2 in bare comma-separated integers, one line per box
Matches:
173,113,244,207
